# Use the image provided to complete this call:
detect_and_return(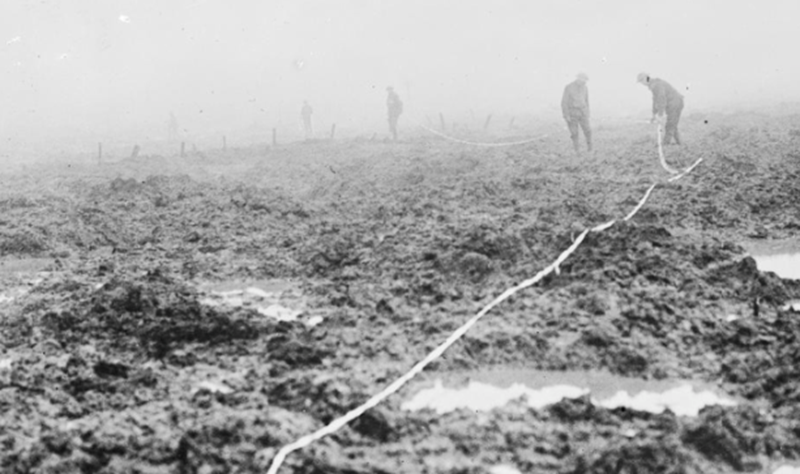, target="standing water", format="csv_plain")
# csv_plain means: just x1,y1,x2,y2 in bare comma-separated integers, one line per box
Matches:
402,369,737,418
747,240,800,311
747,239,800,280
